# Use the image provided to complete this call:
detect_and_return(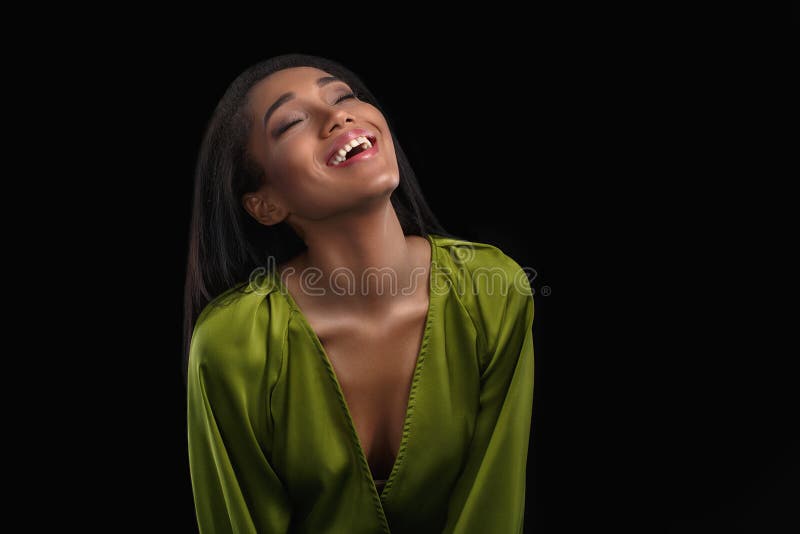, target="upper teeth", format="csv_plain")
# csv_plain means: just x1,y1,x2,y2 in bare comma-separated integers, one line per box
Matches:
330,136,373,165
